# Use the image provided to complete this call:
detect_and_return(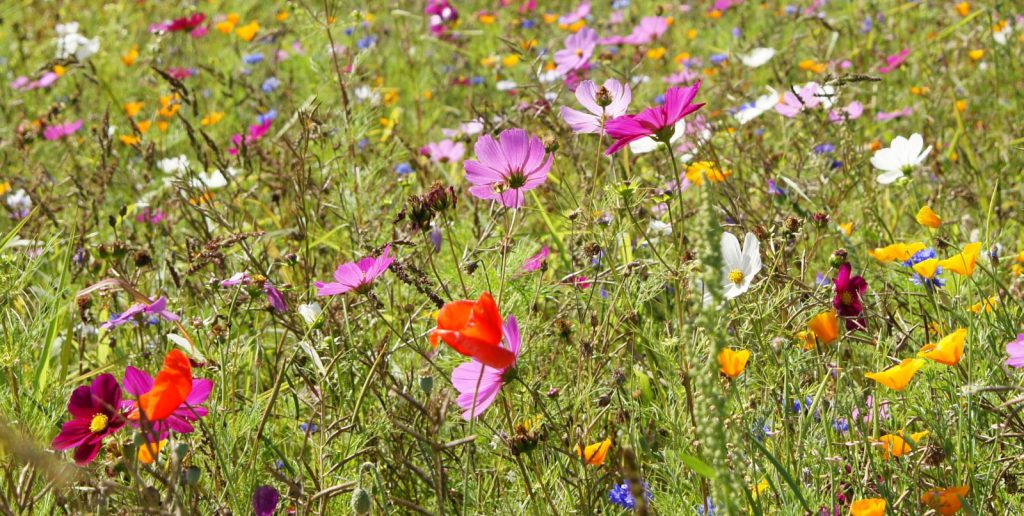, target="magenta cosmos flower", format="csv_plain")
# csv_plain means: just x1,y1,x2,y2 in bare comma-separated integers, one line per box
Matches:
1006,334,1024,369
101,296,180,330
554,27,598,75
464,128,553,208
451,315,522,419
878,48,910,74
833,263,868,330
44,120,83,141
121,366,213,436
221,272,287,312
521,246,550,272
425,0,458,36
604,82,705,155
316,245,395,296
52,374,127,466
560,79,632,134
